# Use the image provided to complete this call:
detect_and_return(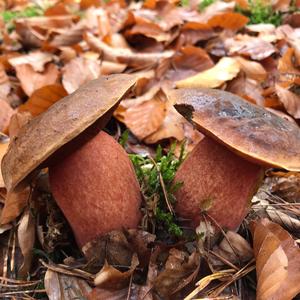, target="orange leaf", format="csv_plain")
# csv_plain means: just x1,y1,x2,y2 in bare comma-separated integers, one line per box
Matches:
19,84,68,117
208,12,248,30
251,219,300,300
